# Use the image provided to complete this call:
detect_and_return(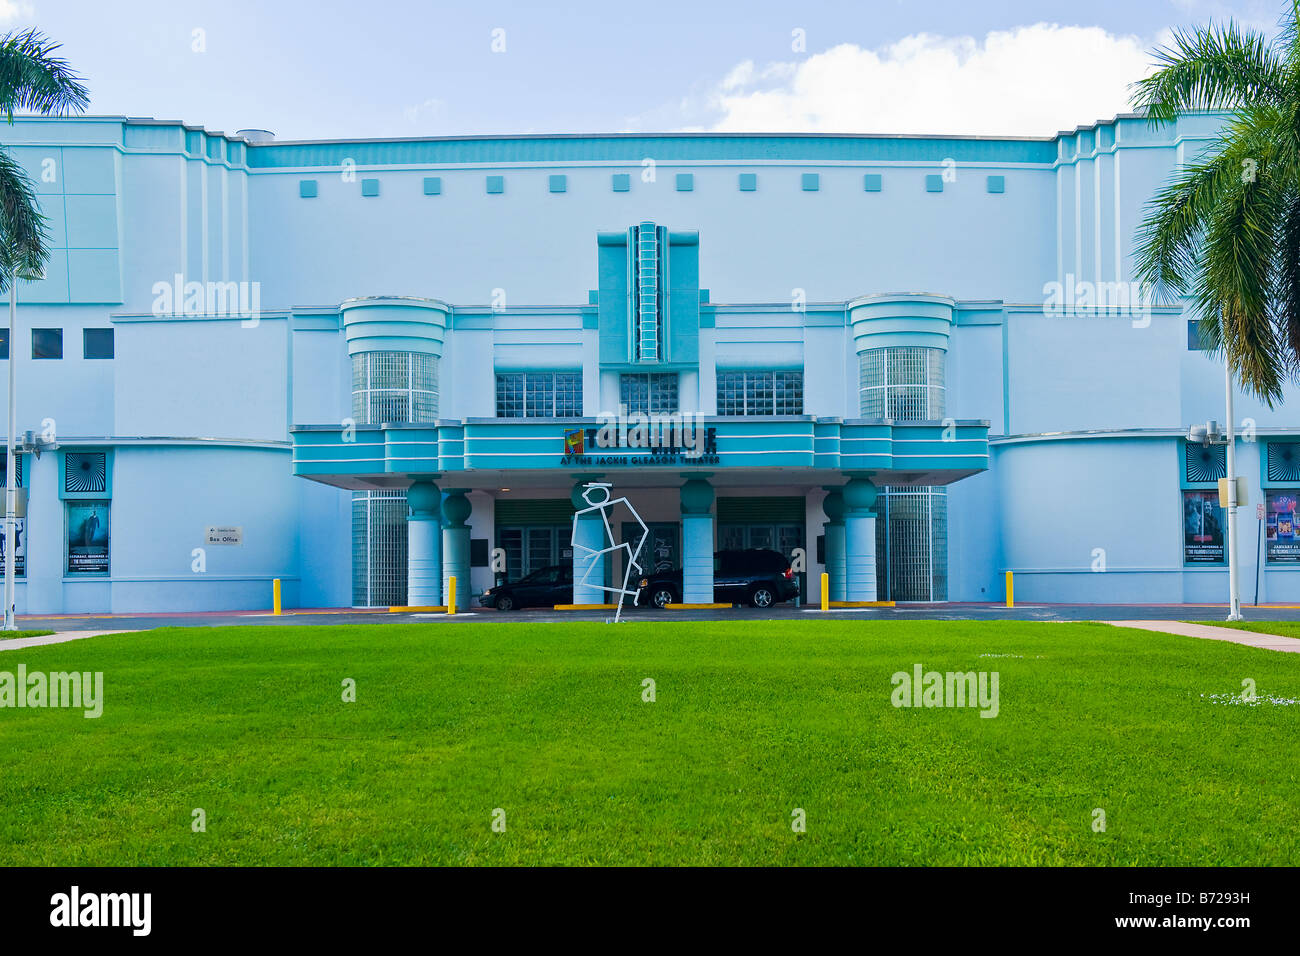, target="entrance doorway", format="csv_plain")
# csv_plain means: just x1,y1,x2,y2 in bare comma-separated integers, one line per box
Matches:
716,496,807,601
